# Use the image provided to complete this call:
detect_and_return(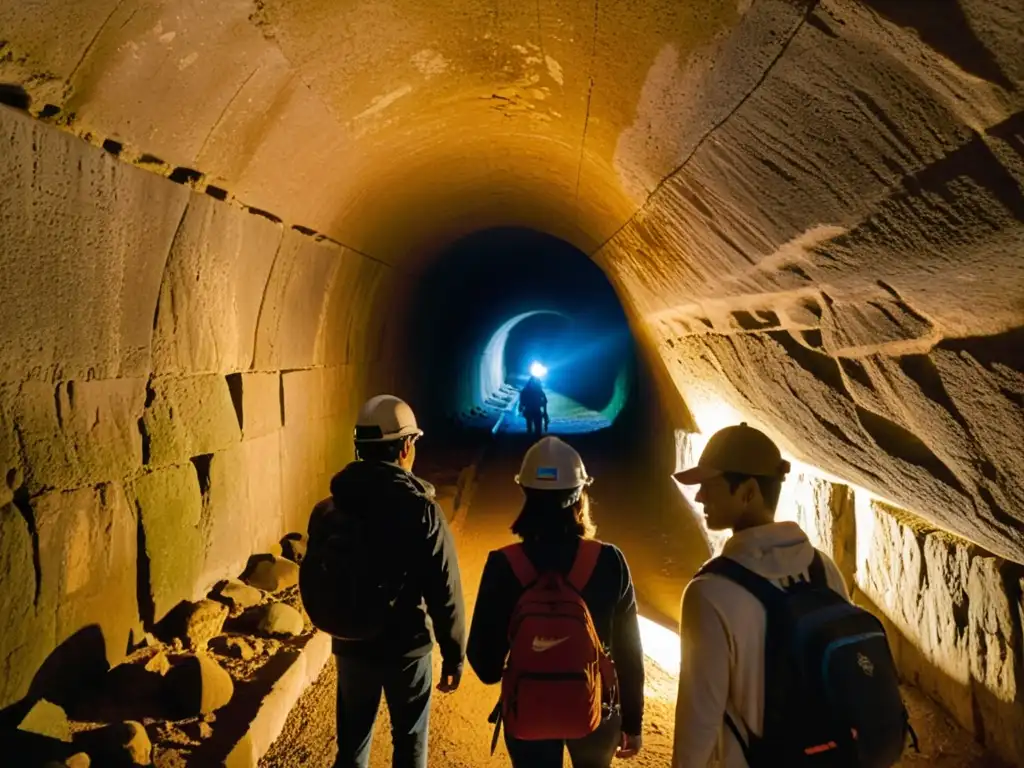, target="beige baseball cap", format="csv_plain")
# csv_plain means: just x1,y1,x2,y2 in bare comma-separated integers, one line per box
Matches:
673,422,791,484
